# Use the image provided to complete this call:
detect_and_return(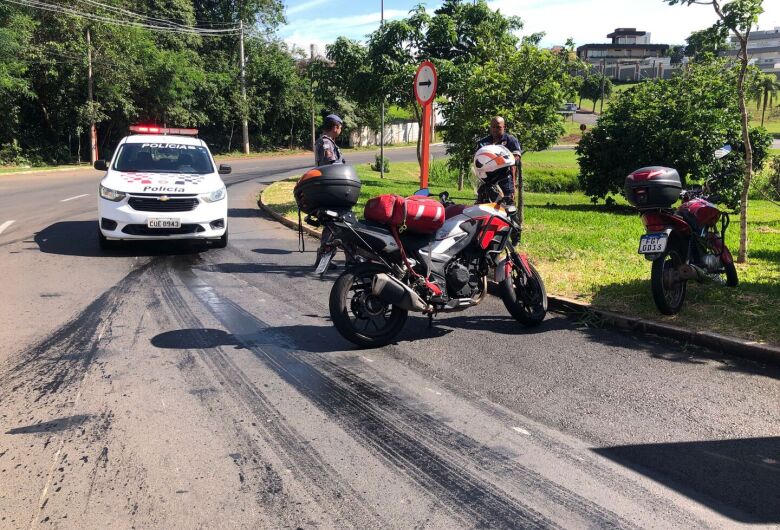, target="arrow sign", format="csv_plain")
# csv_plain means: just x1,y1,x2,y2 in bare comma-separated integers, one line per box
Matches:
414,61,437,107
414,61,438,190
